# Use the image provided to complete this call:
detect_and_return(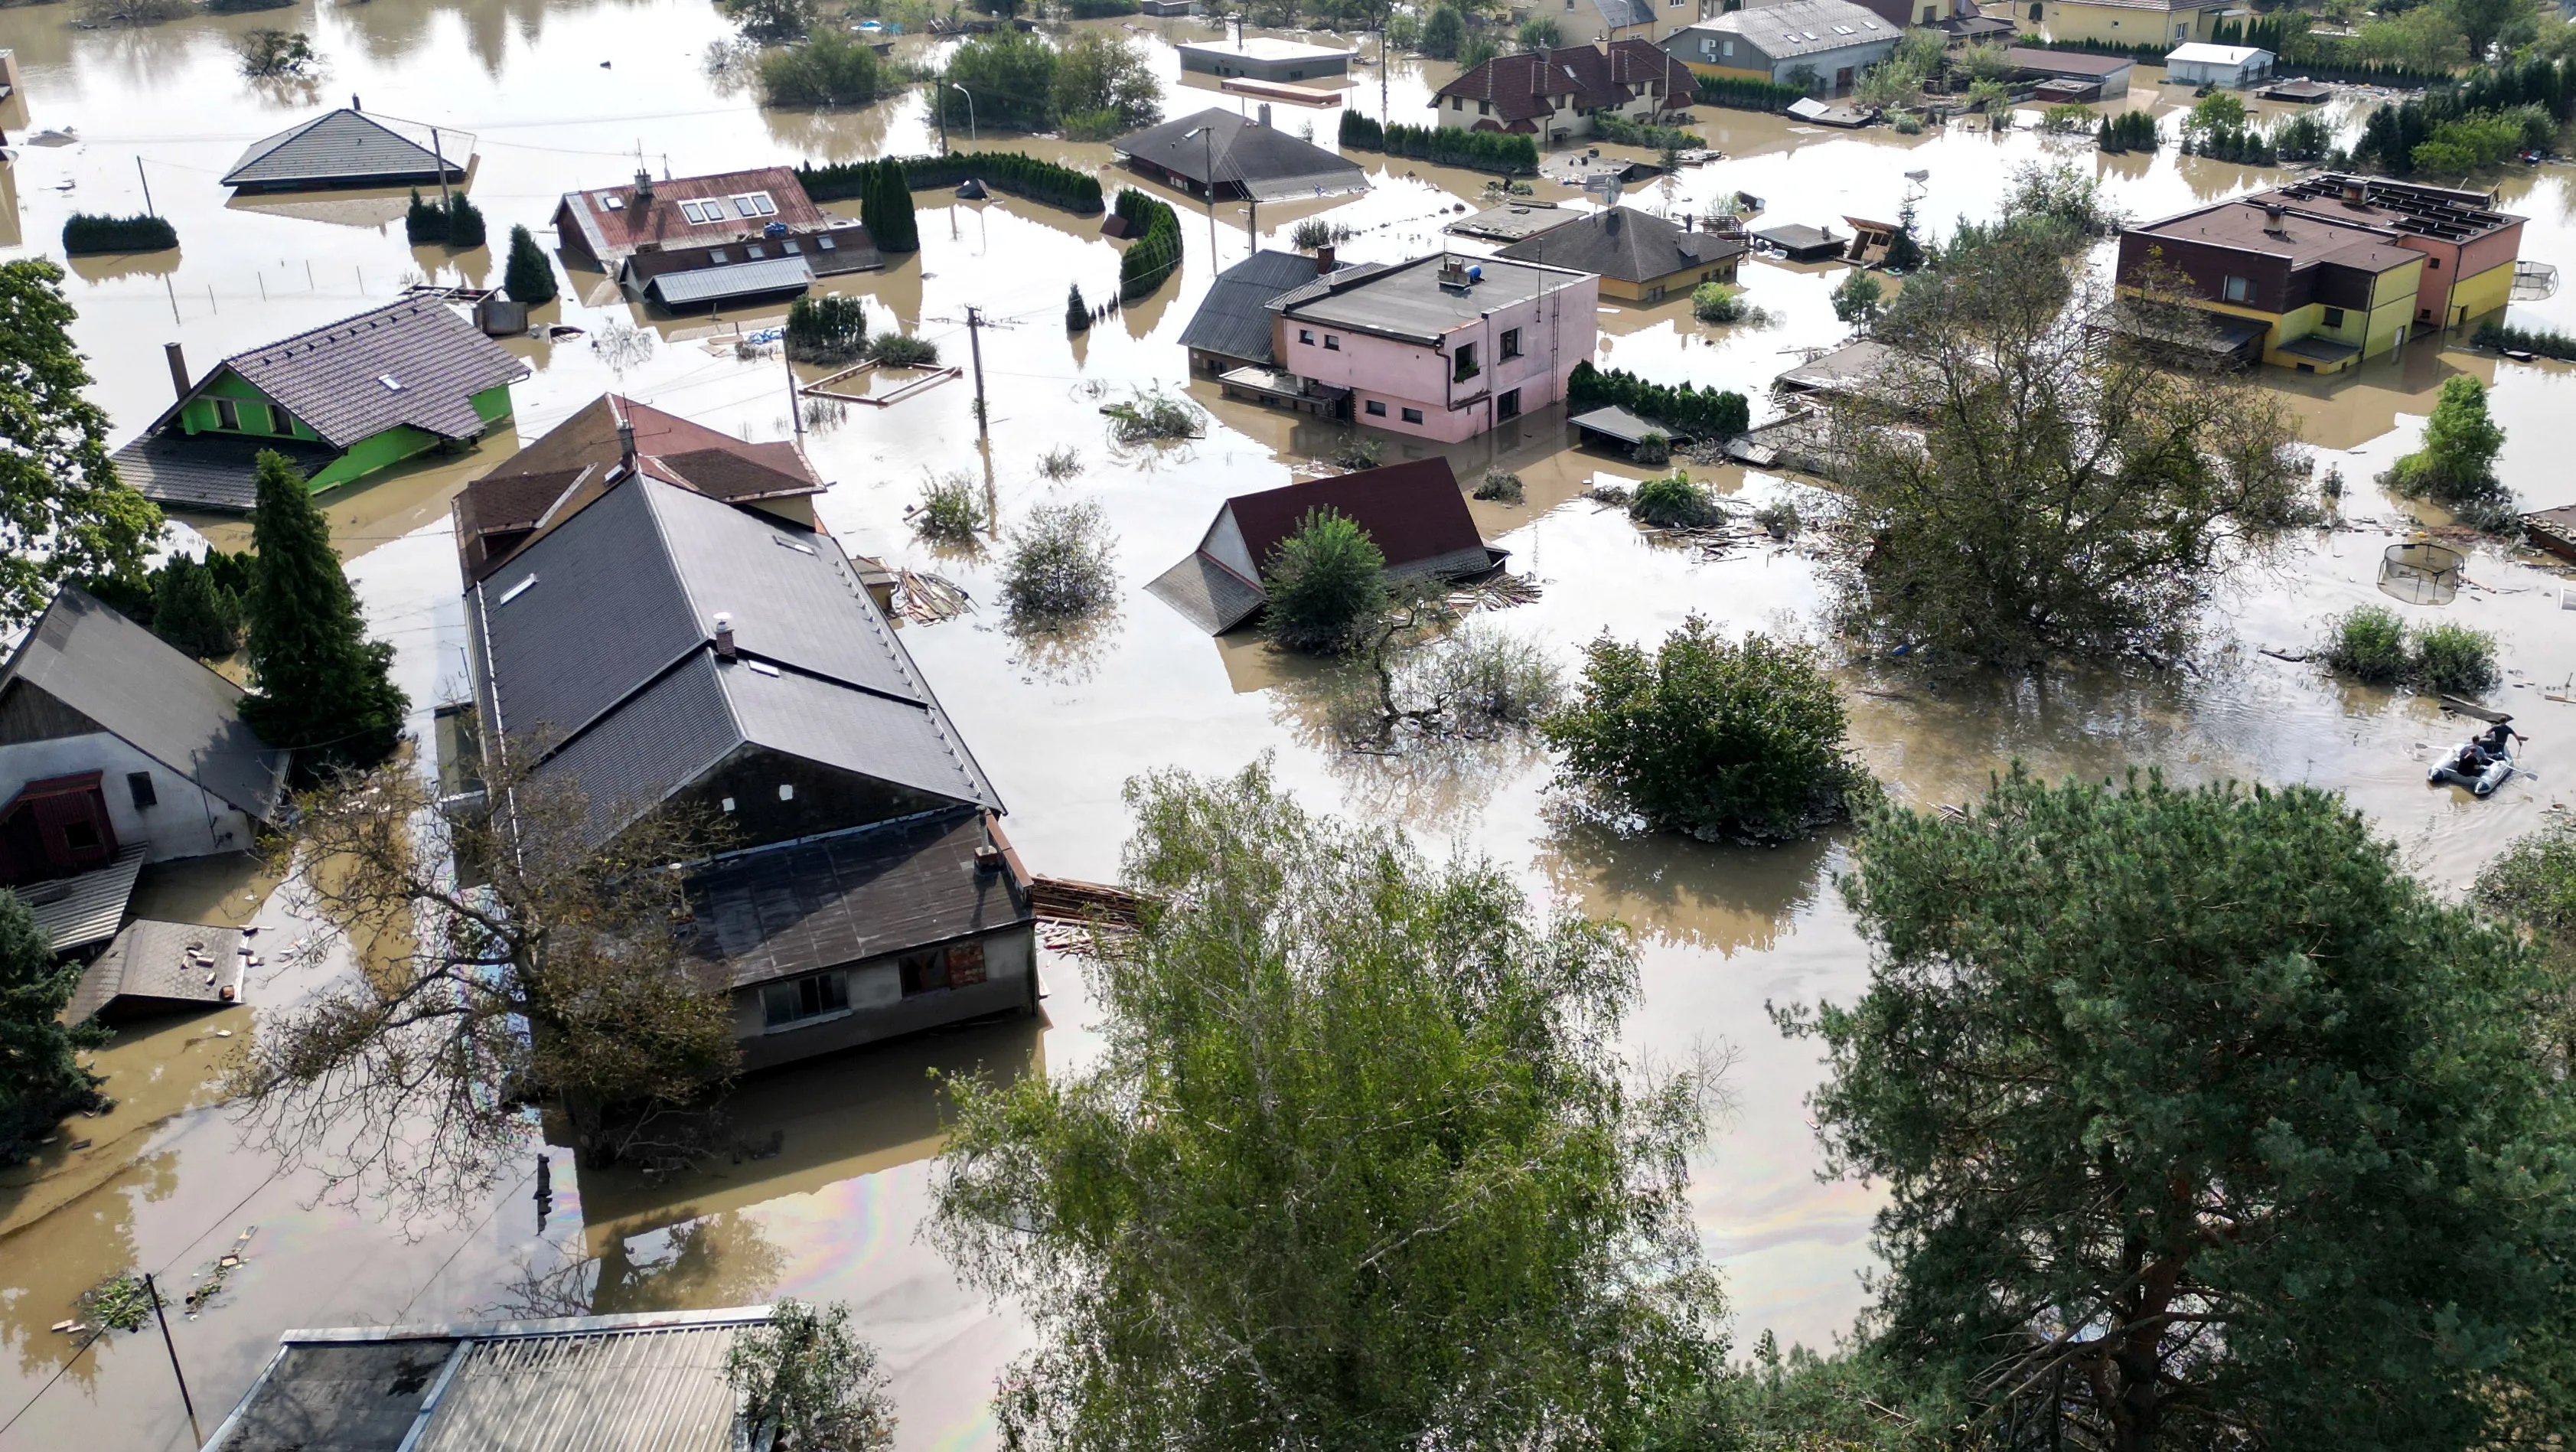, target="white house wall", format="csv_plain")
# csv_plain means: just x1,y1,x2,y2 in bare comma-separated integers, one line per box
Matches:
0,733,256,864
